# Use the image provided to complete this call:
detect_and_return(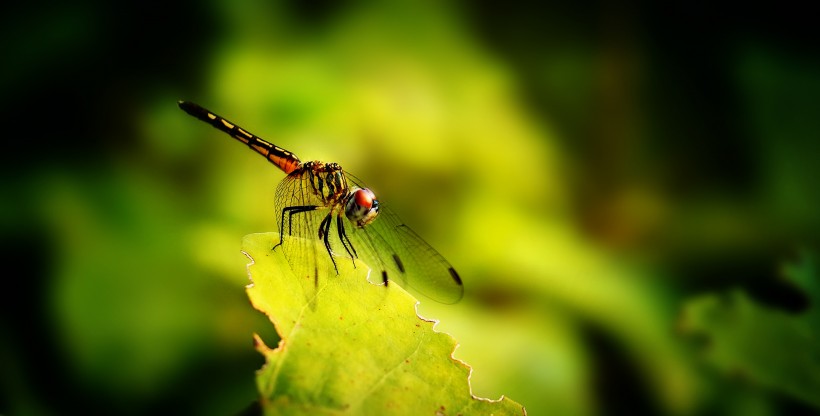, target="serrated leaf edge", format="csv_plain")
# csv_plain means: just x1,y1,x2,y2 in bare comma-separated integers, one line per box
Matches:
242,247,527,415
